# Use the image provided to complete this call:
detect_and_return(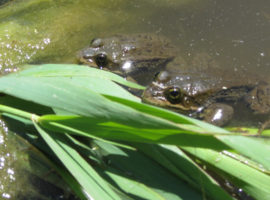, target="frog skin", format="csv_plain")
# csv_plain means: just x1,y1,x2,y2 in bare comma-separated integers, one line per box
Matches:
142,55,270,126
77,33,178,86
